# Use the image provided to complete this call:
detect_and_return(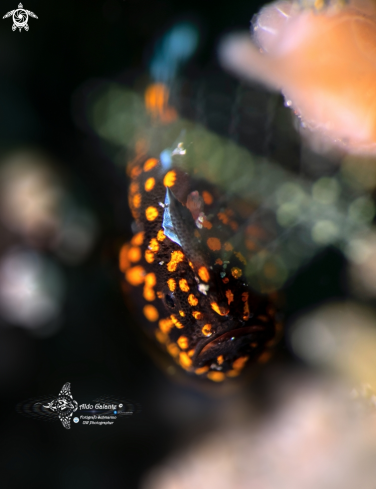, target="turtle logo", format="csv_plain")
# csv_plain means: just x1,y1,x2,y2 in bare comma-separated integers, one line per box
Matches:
3,3,38,32
43,383,78,429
